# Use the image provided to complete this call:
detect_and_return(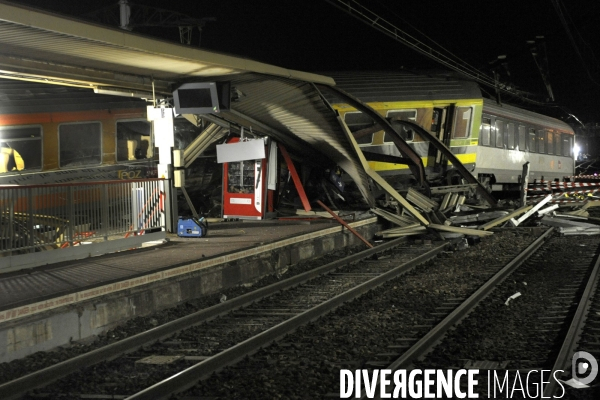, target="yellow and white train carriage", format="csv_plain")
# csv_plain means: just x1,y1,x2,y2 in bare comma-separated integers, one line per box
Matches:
328,71,574,192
